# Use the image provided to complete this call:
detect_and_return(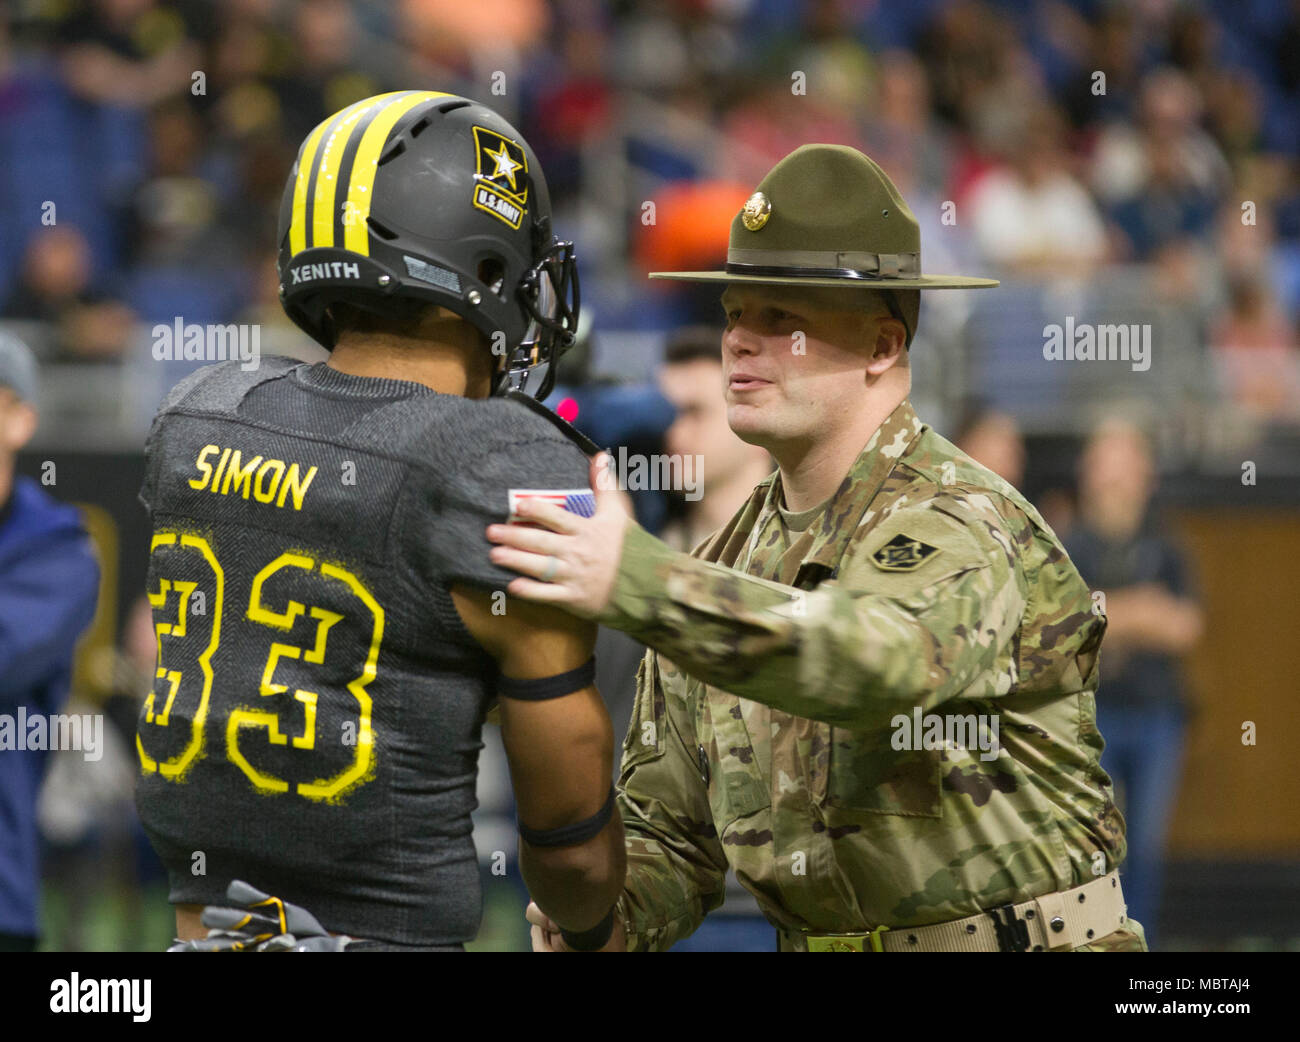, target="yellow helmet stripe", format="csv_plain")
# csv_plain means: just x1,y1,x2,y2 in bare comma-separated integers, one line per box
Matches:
342,90,450,255
309,92,409,252
289,93,402,256
289,115,334,256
